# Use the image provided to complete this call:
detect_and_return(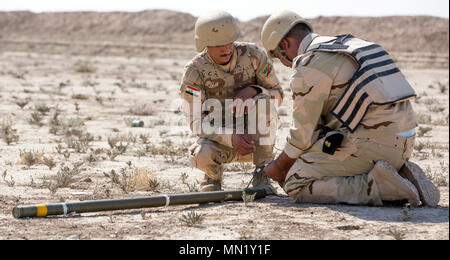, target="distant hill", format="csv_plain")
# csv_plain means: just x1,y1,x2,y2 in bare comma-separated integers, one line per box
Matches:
0,10,448,53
